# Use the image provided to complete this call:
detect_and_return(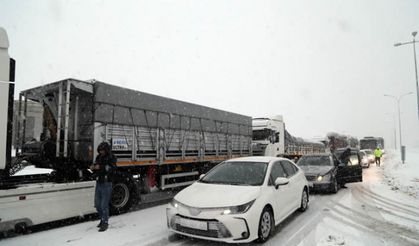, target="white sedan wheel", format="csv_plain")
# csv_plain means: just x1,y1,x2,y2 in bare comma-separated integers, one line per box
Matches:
299,189,309,212
258,208,273,242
